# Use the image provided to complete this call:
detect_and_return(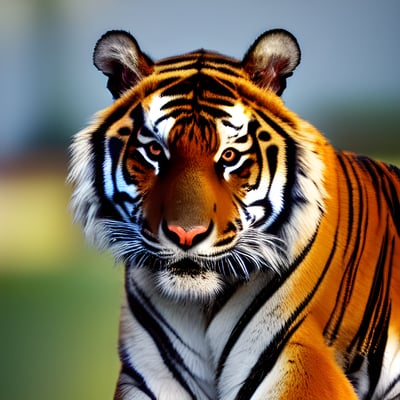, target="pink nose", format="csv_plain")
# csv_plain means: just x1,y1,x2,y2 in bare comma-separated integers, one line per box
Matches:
166,225,208,248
